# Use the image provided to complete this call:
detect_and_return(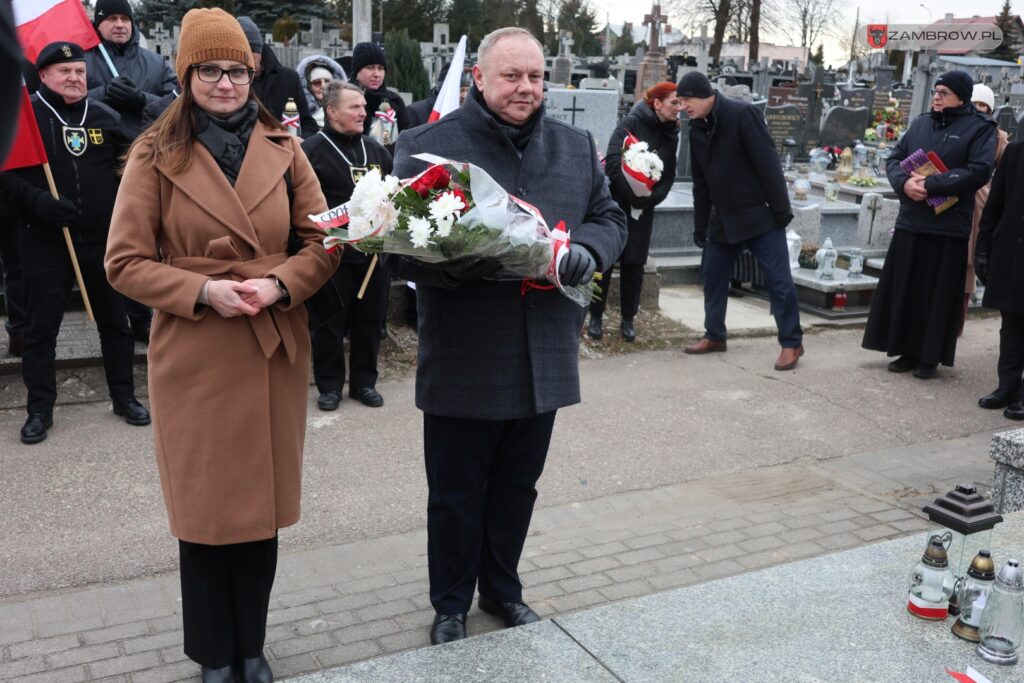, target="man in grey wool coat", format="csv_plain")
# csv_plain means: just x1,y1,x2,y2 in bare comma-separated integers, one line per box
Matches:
388,27,626,646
